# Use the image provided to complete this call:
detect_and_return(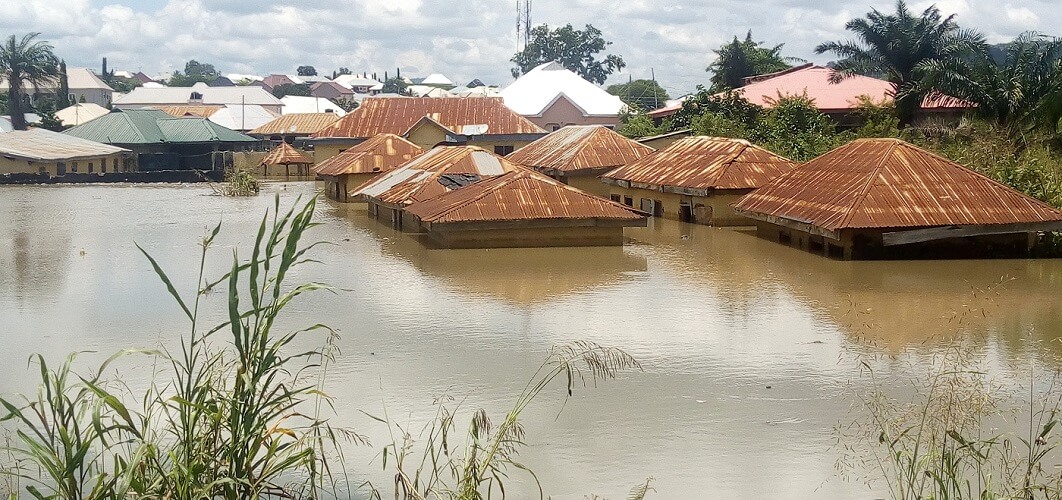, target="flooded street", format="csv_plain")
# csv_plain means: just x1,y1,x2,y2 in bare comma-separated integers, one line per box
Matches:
3,181,1062,498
